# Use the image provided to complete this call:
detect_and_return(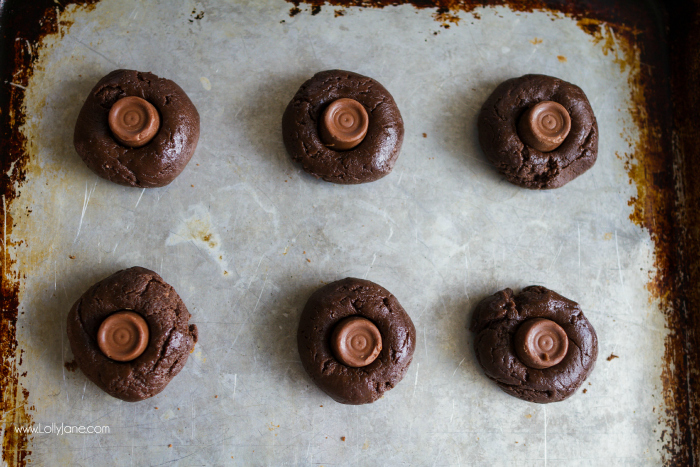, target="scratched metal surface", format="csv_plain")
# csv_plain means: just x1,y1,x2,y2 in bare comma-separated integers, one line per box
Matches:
9,0,666,465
